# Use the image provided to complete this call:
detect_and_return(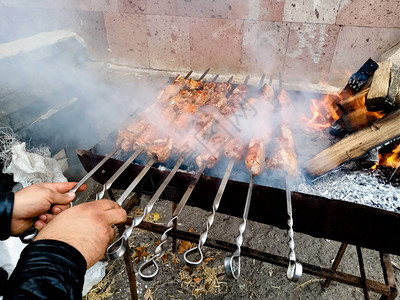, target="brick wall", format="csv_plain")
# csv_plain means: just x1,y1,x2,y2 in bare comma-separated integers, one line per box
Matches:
0,0,399,88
